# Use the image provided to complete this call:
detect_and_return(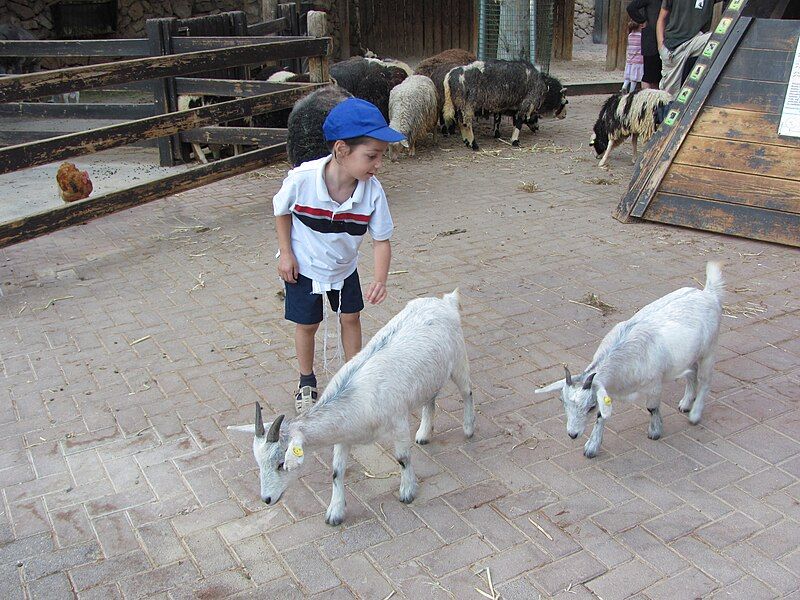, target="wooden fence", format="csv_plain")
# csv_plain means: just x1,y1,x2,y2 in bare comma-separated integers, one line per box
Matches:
0,9,330,249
